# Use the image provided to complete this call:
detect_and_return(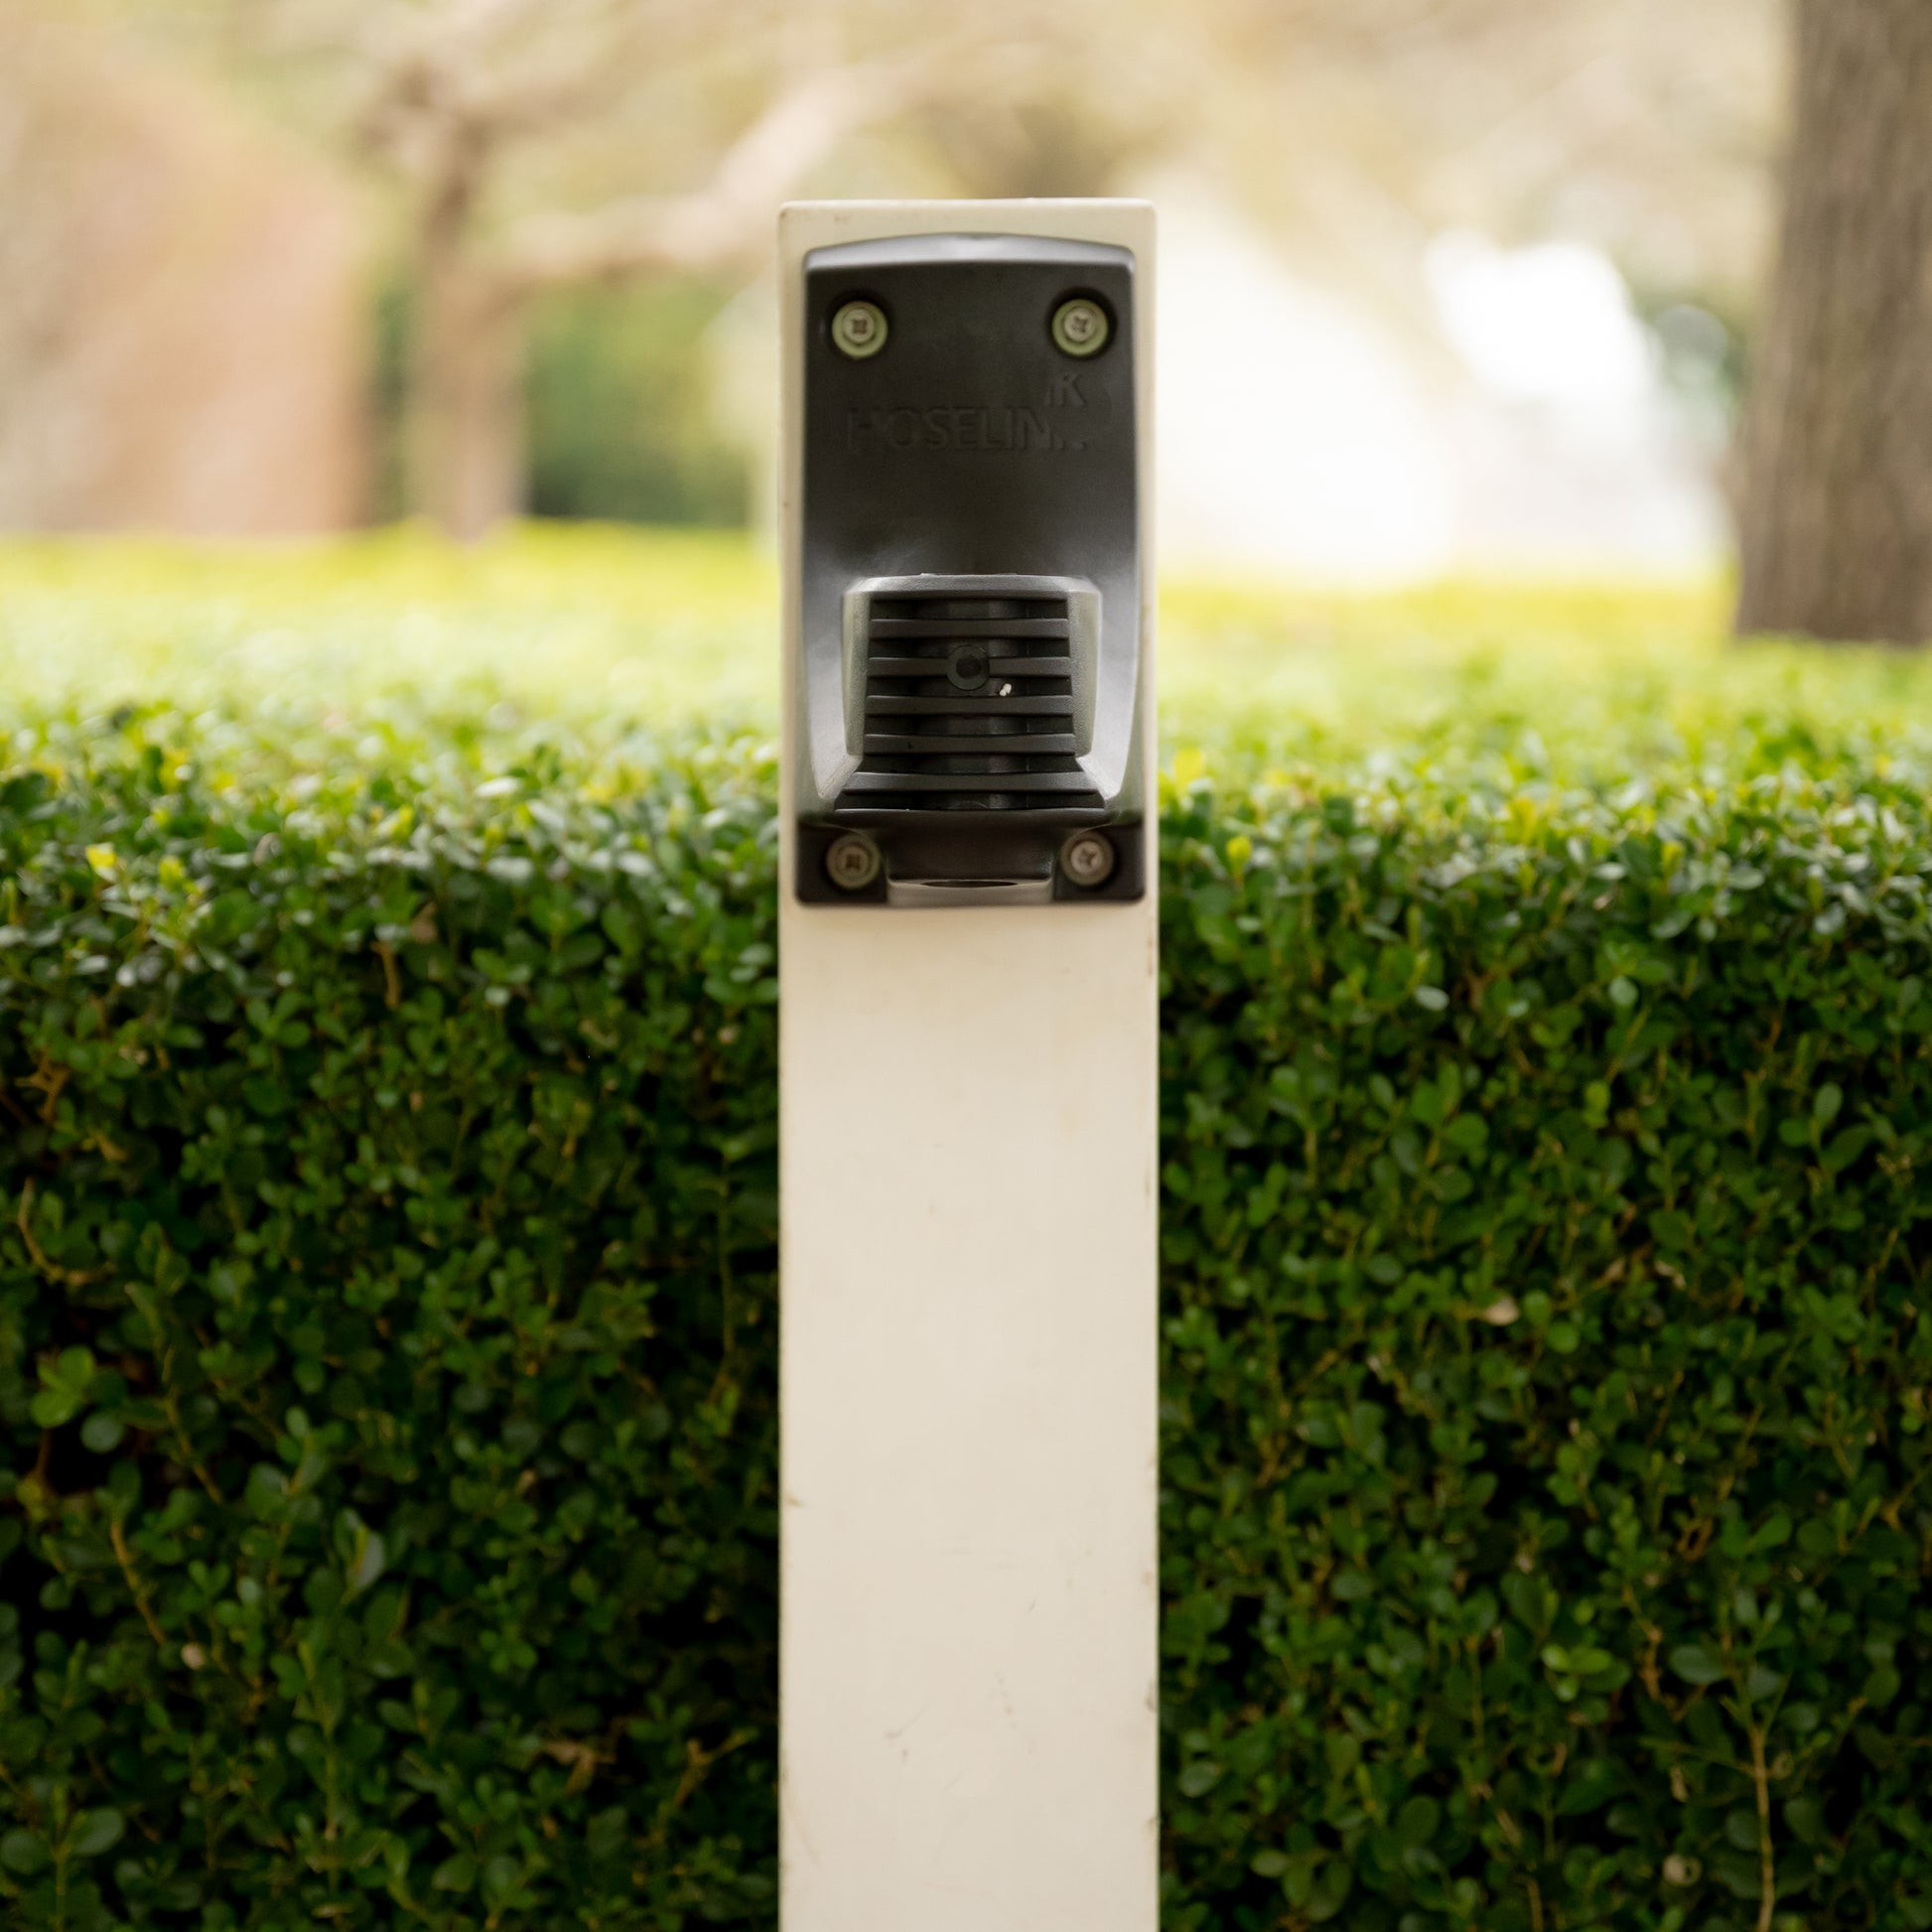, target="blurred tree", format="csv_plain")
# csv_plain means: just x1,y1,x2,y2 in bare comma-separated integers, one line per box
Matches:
348,1,939,539
106,0,1781,540
0,1,368,534
364,271,746,525
1174,0,1777,365
1734,0,1932,644
525,280,746,525
175,0,1109,539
